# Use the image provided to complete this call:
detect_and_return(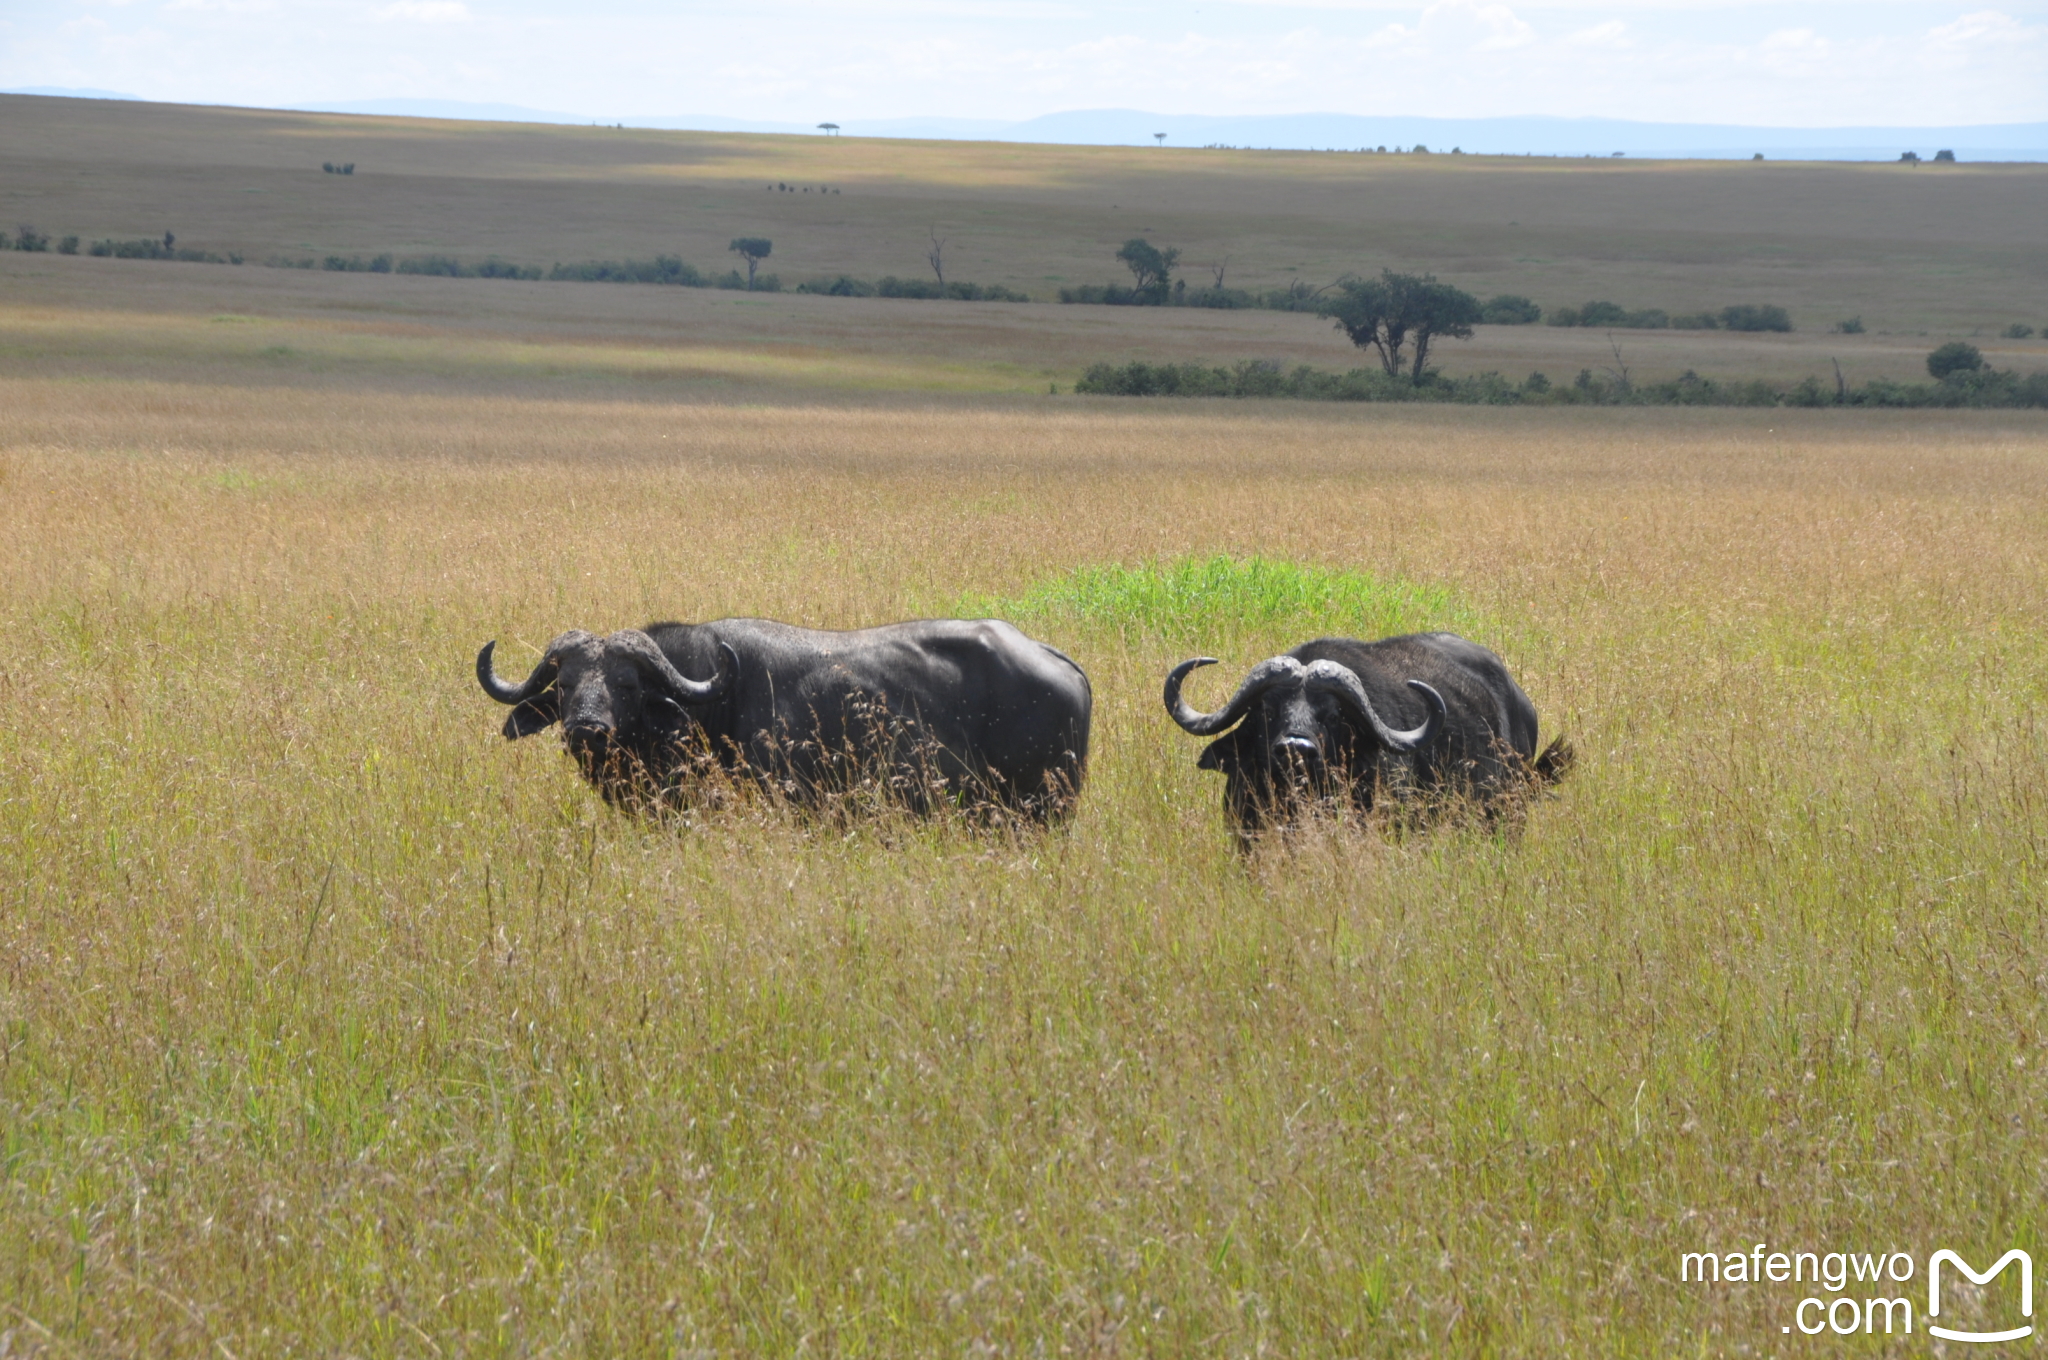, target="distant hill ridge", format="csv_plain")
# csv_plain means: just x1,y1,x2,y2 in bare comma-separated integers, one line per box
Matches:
7,89,2045,161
